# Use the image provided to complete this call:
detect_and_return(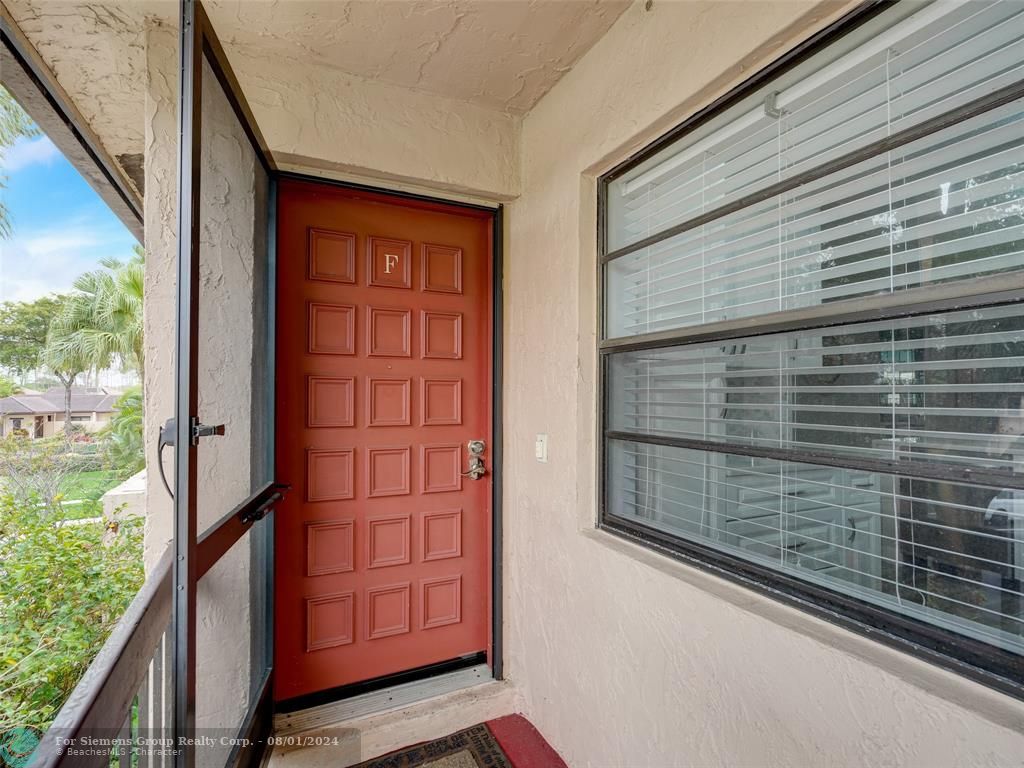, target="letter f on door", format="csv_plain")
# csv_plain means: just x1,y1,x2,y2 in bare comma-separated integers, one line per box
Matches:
385,254,399,274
